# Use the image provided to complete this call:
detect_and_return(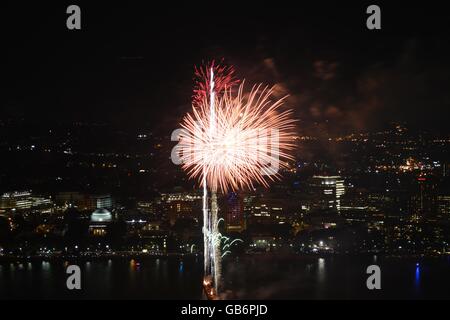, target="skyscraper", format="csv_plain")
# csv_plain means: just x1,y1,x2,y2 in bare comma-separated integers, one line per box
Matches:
309,176,345,213
224,192,245,232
